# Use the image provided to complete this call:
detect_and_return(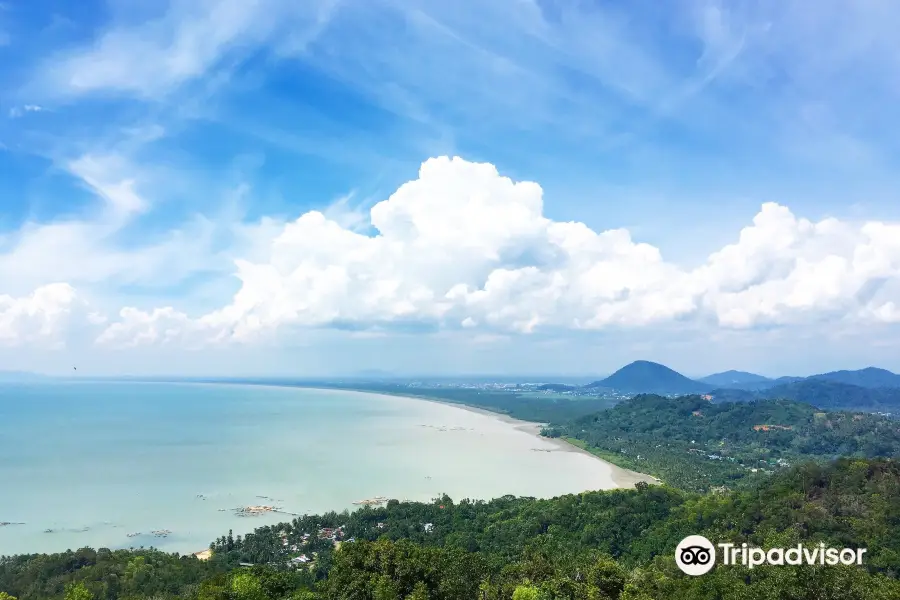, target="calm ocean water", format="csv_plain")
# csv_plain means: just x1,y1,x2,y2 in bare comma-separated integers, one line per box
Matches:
0,382,620,555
